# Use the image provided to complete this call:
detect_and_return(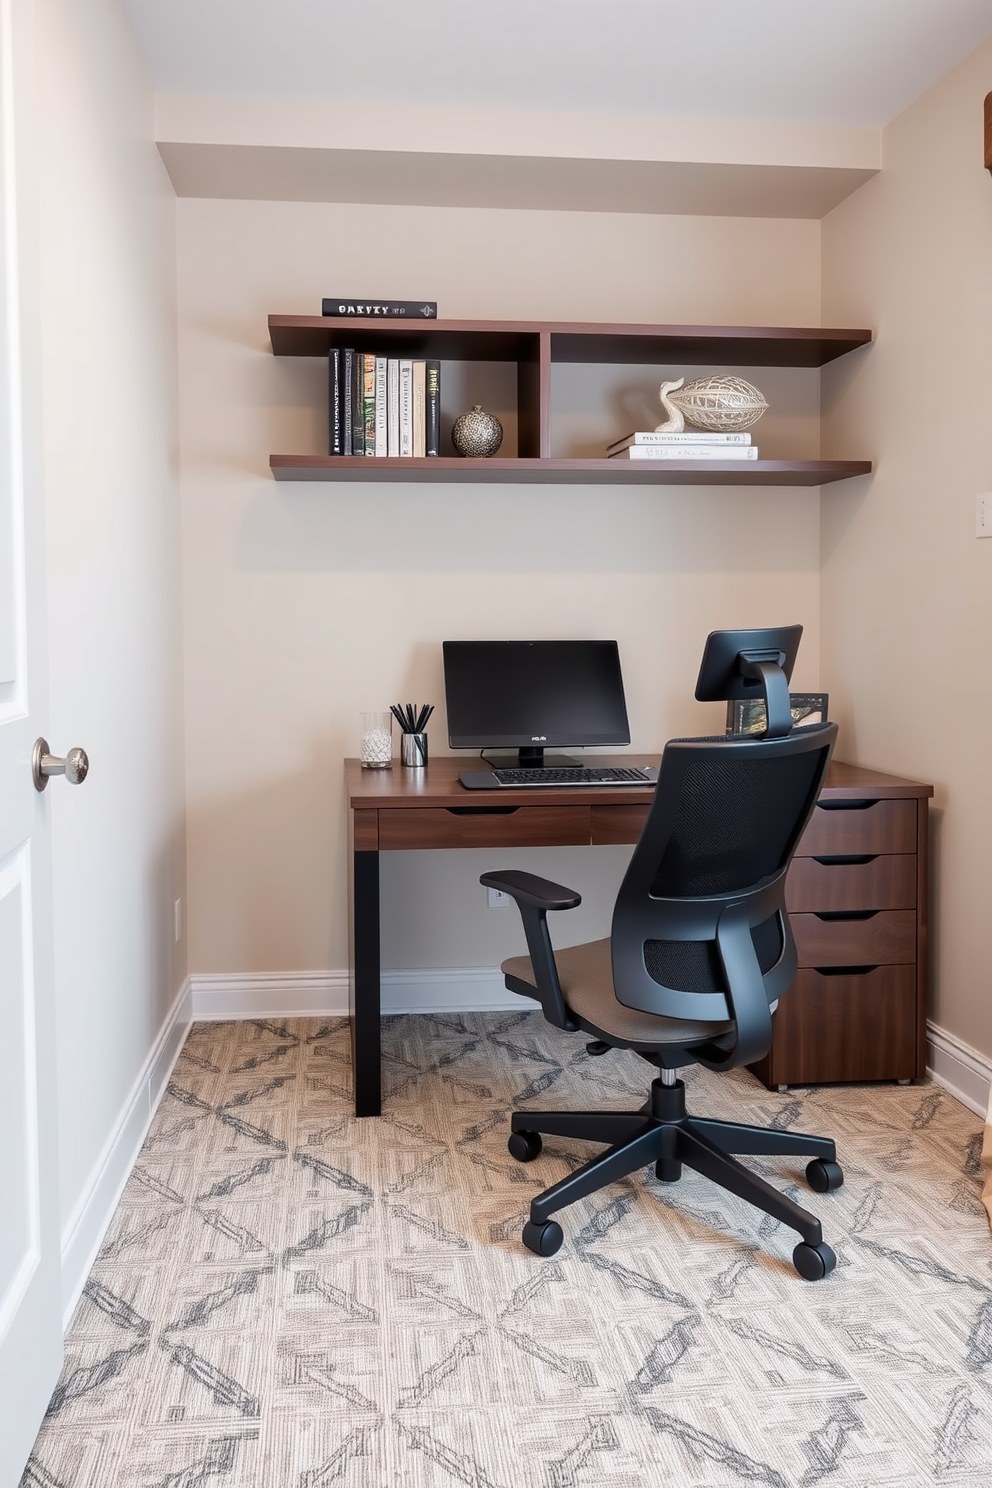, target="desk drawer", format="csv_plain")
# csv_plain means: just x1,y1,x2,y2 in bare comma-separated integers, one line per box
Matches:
759,965,919,1083
377,804,592,850
791,909,917,966
786,854,916,913
591,803,650,845
797,799,917,857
